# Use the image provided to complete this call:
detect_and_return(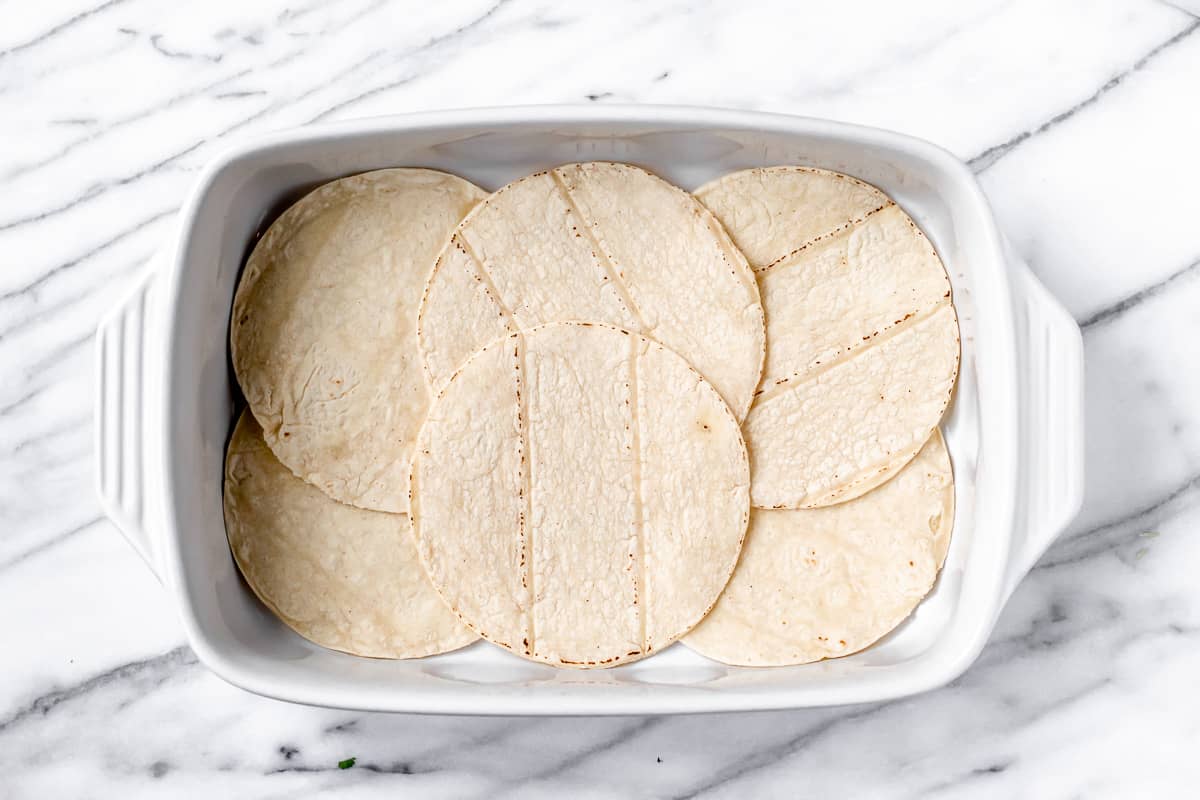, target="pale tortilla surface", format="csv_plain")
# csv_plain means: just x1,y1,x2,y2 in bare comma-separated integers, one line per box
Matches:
223,412,476,658
231,168,486,513
685,430,954,667
410,322,750,668
418,162,765,421
698,166,960,509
